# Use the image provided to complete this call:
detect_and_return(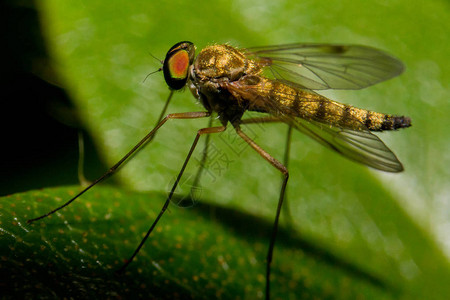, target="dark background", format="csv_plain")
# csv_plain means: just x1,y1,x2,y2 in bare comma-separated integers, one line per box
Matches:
0,0,103,195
